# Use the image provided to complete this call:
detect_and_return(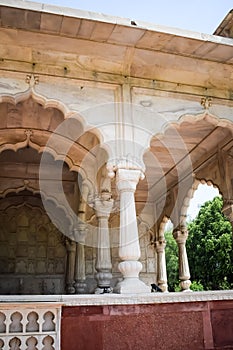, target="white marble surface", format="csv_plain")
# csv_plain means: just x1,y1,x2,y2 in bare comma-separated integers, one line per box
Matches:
1,290,233,306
